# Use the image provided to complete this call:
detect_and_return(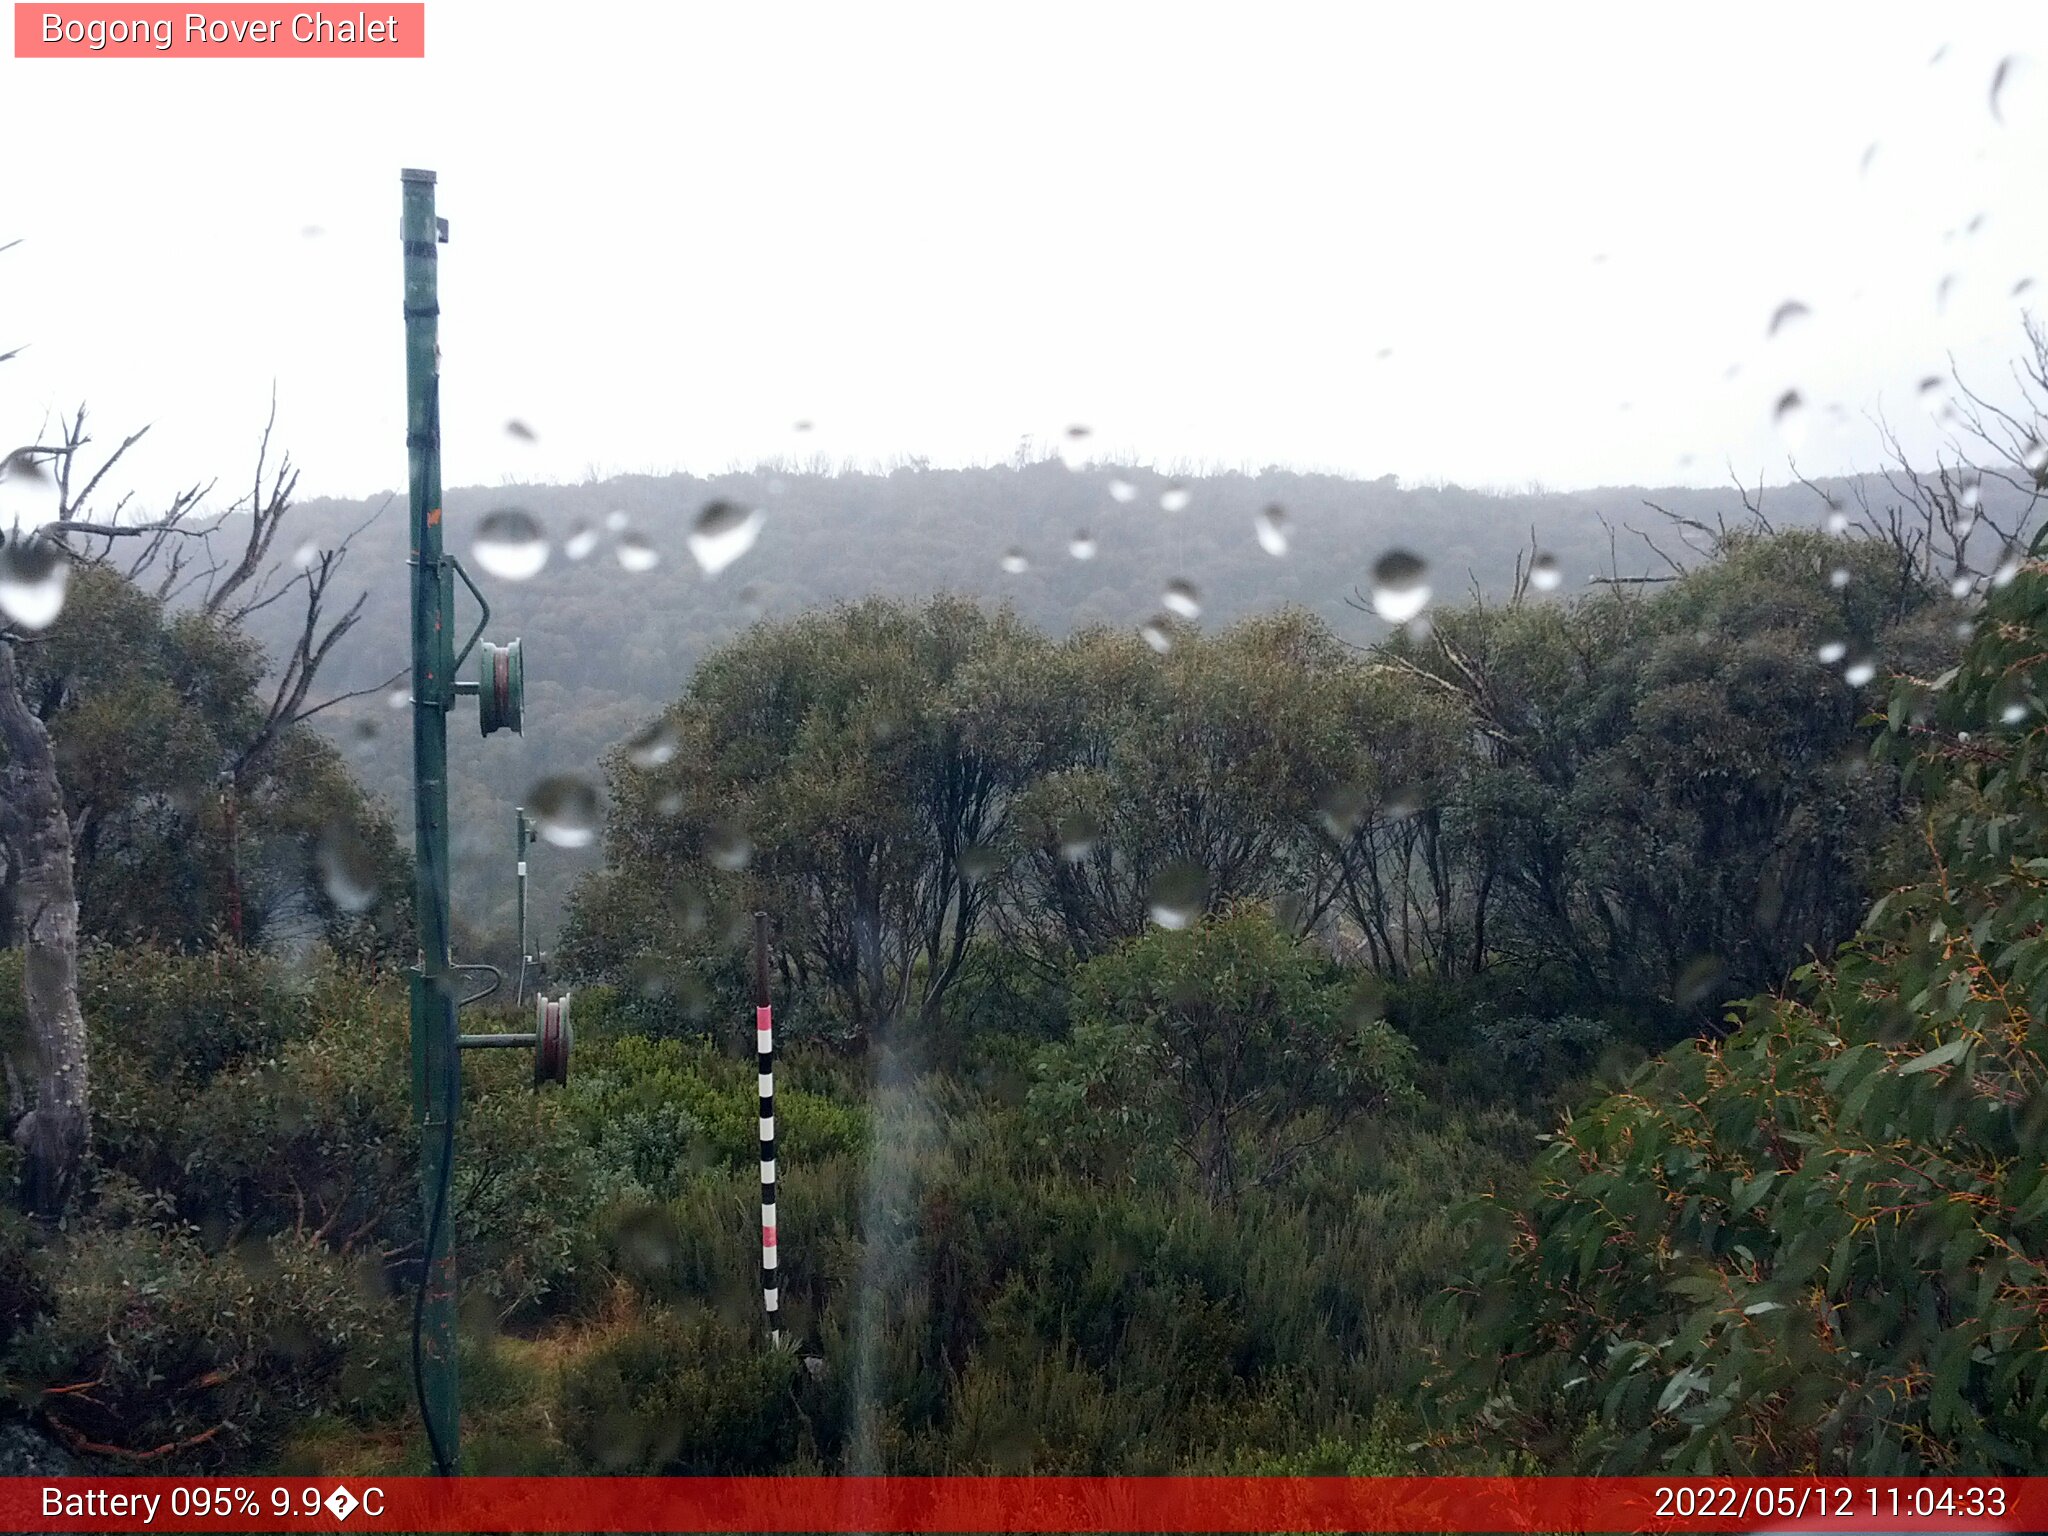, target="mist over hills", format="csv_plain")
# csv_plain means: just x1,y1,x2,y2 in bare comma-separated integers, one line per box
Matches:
245,457,1889,958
